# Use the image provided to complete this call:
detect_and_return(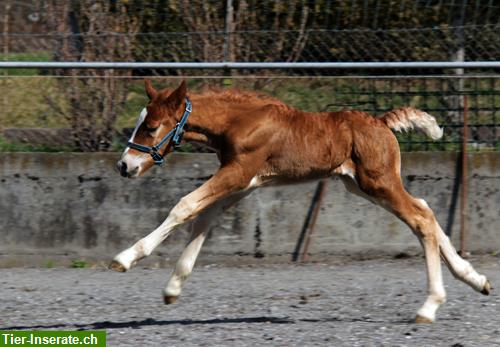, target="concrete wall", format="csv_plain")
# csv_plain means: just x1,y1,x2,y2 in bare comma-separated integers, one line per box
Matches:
0,152,498,266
